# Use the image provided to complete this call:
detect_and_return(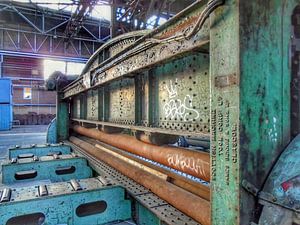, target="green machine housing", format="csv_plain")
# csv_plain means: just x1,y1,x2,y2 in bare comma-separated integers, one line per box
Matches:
10,0,300,224
57,0,300,224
